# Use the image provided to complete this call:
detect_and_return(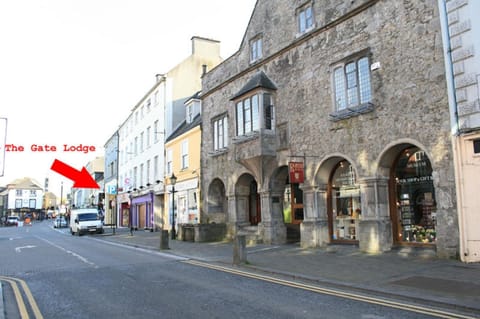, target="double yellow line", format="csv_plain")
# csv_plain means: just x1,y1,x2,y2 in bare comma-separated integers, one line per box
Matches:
0,276,43,319
184,260,478,319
